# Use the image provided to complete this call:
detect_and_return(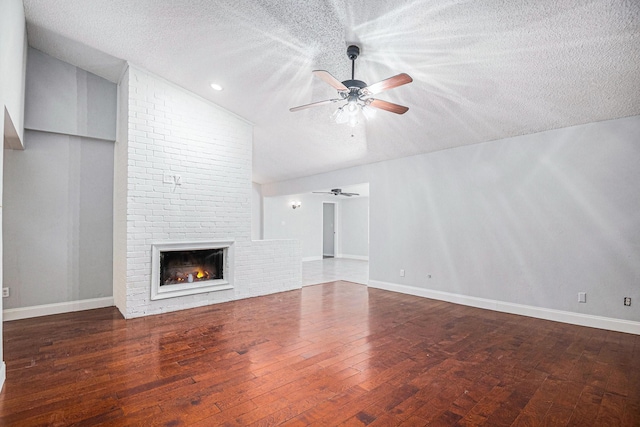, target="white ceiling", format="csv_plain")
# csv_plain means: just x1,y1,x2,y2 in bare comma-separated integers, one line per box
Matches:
22,0,640,184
